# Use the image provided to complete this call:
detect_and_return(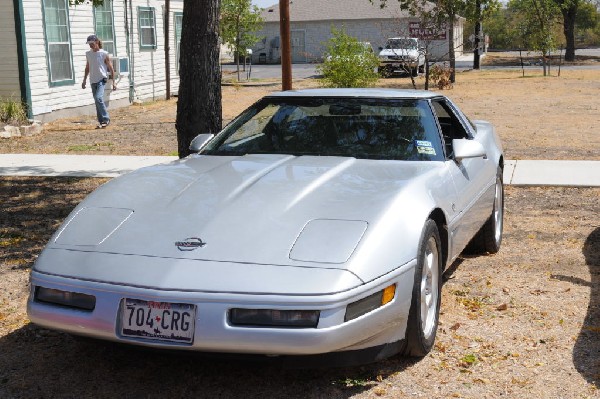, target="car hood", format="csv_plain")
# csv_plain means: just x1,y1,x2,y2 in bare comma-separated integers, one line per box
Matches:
39,154,446,285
